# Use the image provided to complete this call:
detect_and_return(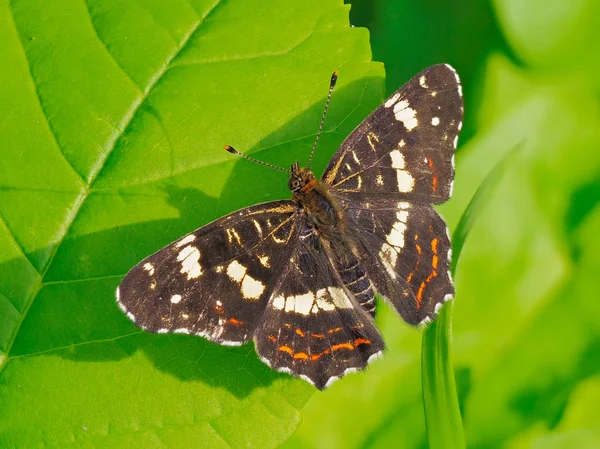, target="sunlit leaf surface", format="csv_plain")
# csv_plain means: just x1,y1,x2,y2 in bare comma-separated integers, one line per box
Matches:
0,0,384,446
